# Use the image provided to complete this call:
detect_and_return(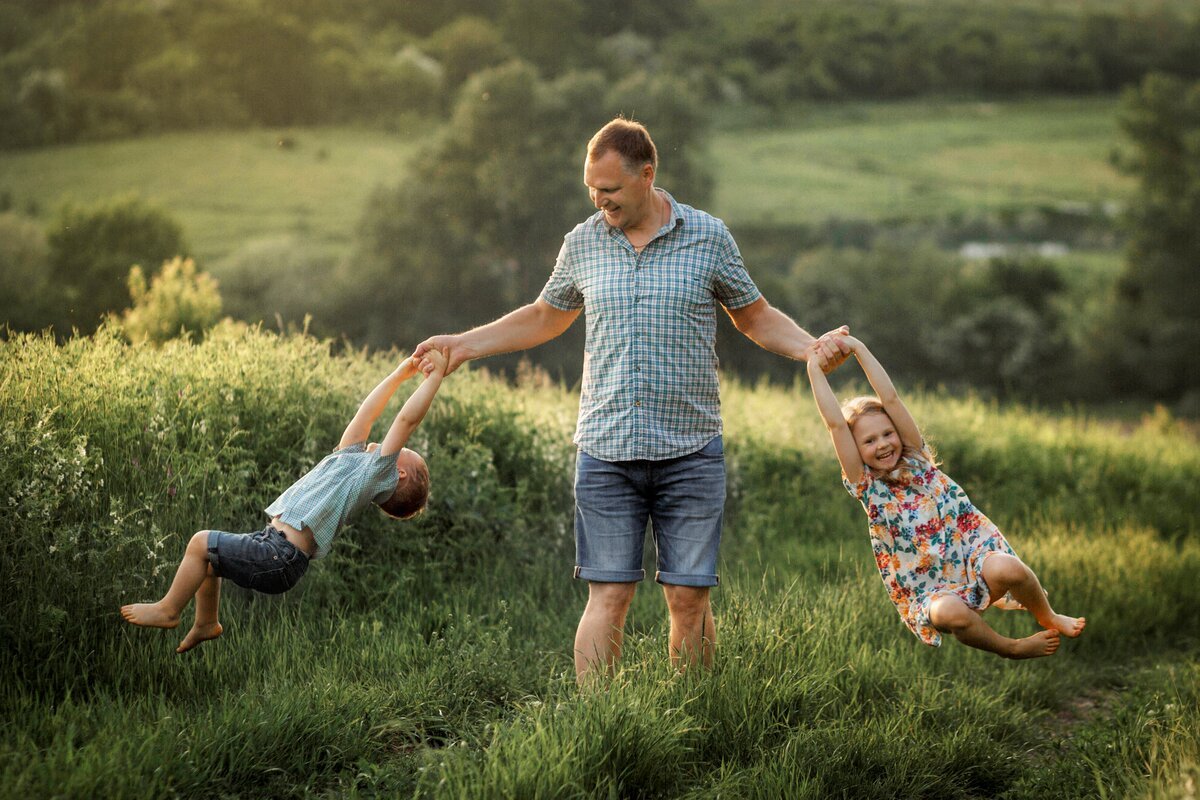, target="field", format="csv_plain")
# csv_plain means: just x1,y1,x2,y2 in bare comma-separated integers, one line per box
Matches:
0,97,1133,263
2,329,1198,798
